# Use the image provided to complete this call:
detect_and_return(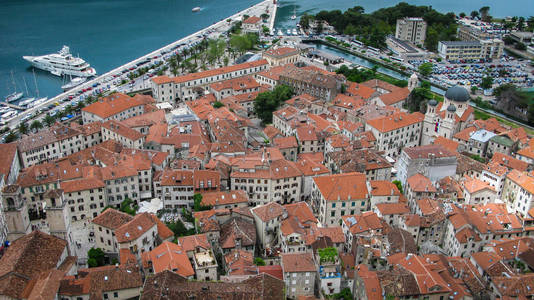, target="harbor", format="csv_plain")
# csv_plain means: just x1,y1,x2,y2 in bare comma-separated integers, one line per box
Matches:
1,0,277,129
